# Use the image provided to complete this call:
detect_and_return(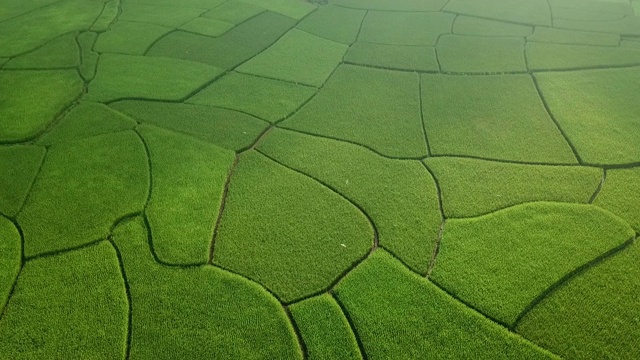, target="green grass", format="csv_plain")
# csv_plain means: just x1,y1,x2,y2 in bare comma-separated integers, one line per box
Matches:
0,0,60,22
0,216,20,313
424,157,603,218
527,27,620,46
0,145,45,217
535,67,640,164
188,71,317,122
358,11,455,46
594,168,640,231
289,294,362,360
296,5,366,45
345,42,439,71
119,2,206,27
94,21,172,55
431,202,635,326
238,29,348,87
110,100,268,151
516,241,640,359
334,250,558,360
87,54,223,102
0,0,103,58
259,128,441,274
421,74,577,163
622,39,640,48
437,35,526,73
127,0,225,9
526,42,640,70
333,0,448,11
0,241,128,359
453,15,533,36
147,11,296,69
282,64,427,158
214,151,373,302
78,31,99,81
4,32,78,69
17,131,148,257
138,124,235,265
179,17,234,37
37,102,137,146
201,1,265,24
0,70,83,142
444,0,552,26
112,215,303,359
